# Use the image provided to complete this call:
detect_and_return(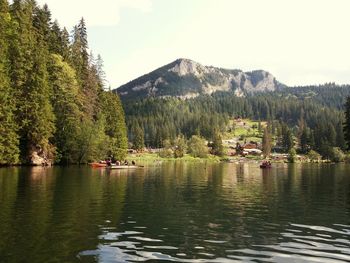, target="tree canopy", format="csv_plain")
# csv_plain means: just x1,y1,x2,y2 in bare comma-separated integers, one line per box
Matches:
0,0,127,165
